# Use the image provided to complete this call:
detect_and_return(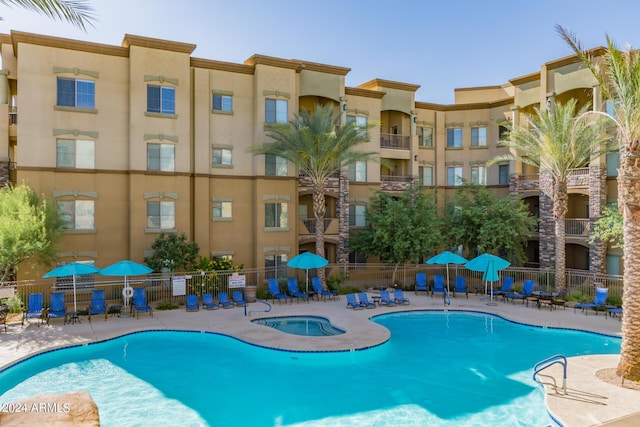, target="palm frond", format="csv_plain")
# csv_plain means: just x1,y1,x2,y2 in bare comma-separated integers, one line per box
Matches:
0,0,96,31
